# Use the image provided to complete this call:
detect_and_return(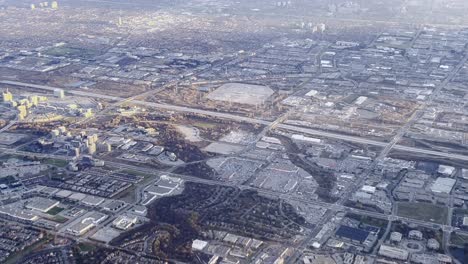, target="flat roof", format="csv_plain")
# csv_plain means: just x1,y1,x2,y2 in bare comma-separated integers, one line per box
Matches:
90,226,121,243
206,83,274,106
25,197,59,212
335,225,369,243
69,192,87,201
55,189,73,198
431,177,456,194
81,195,105,206
0,204,39,221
